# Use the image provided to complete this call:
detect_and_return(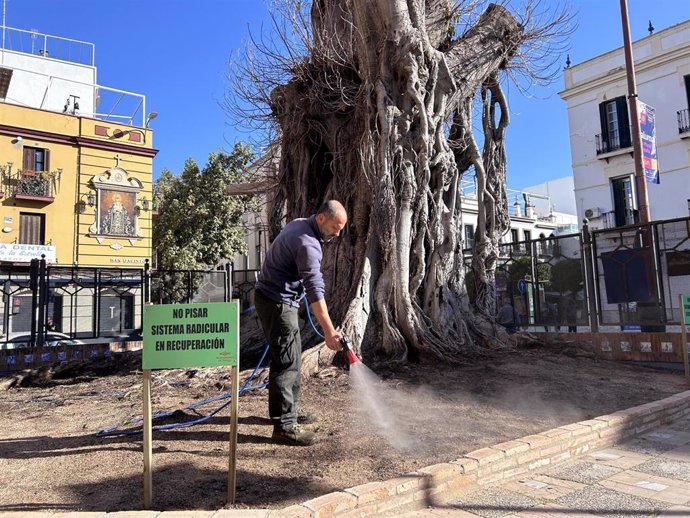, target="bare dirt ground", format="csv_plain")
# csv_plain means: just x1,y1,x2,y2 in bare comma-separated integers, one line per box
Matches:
0,342,686,513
